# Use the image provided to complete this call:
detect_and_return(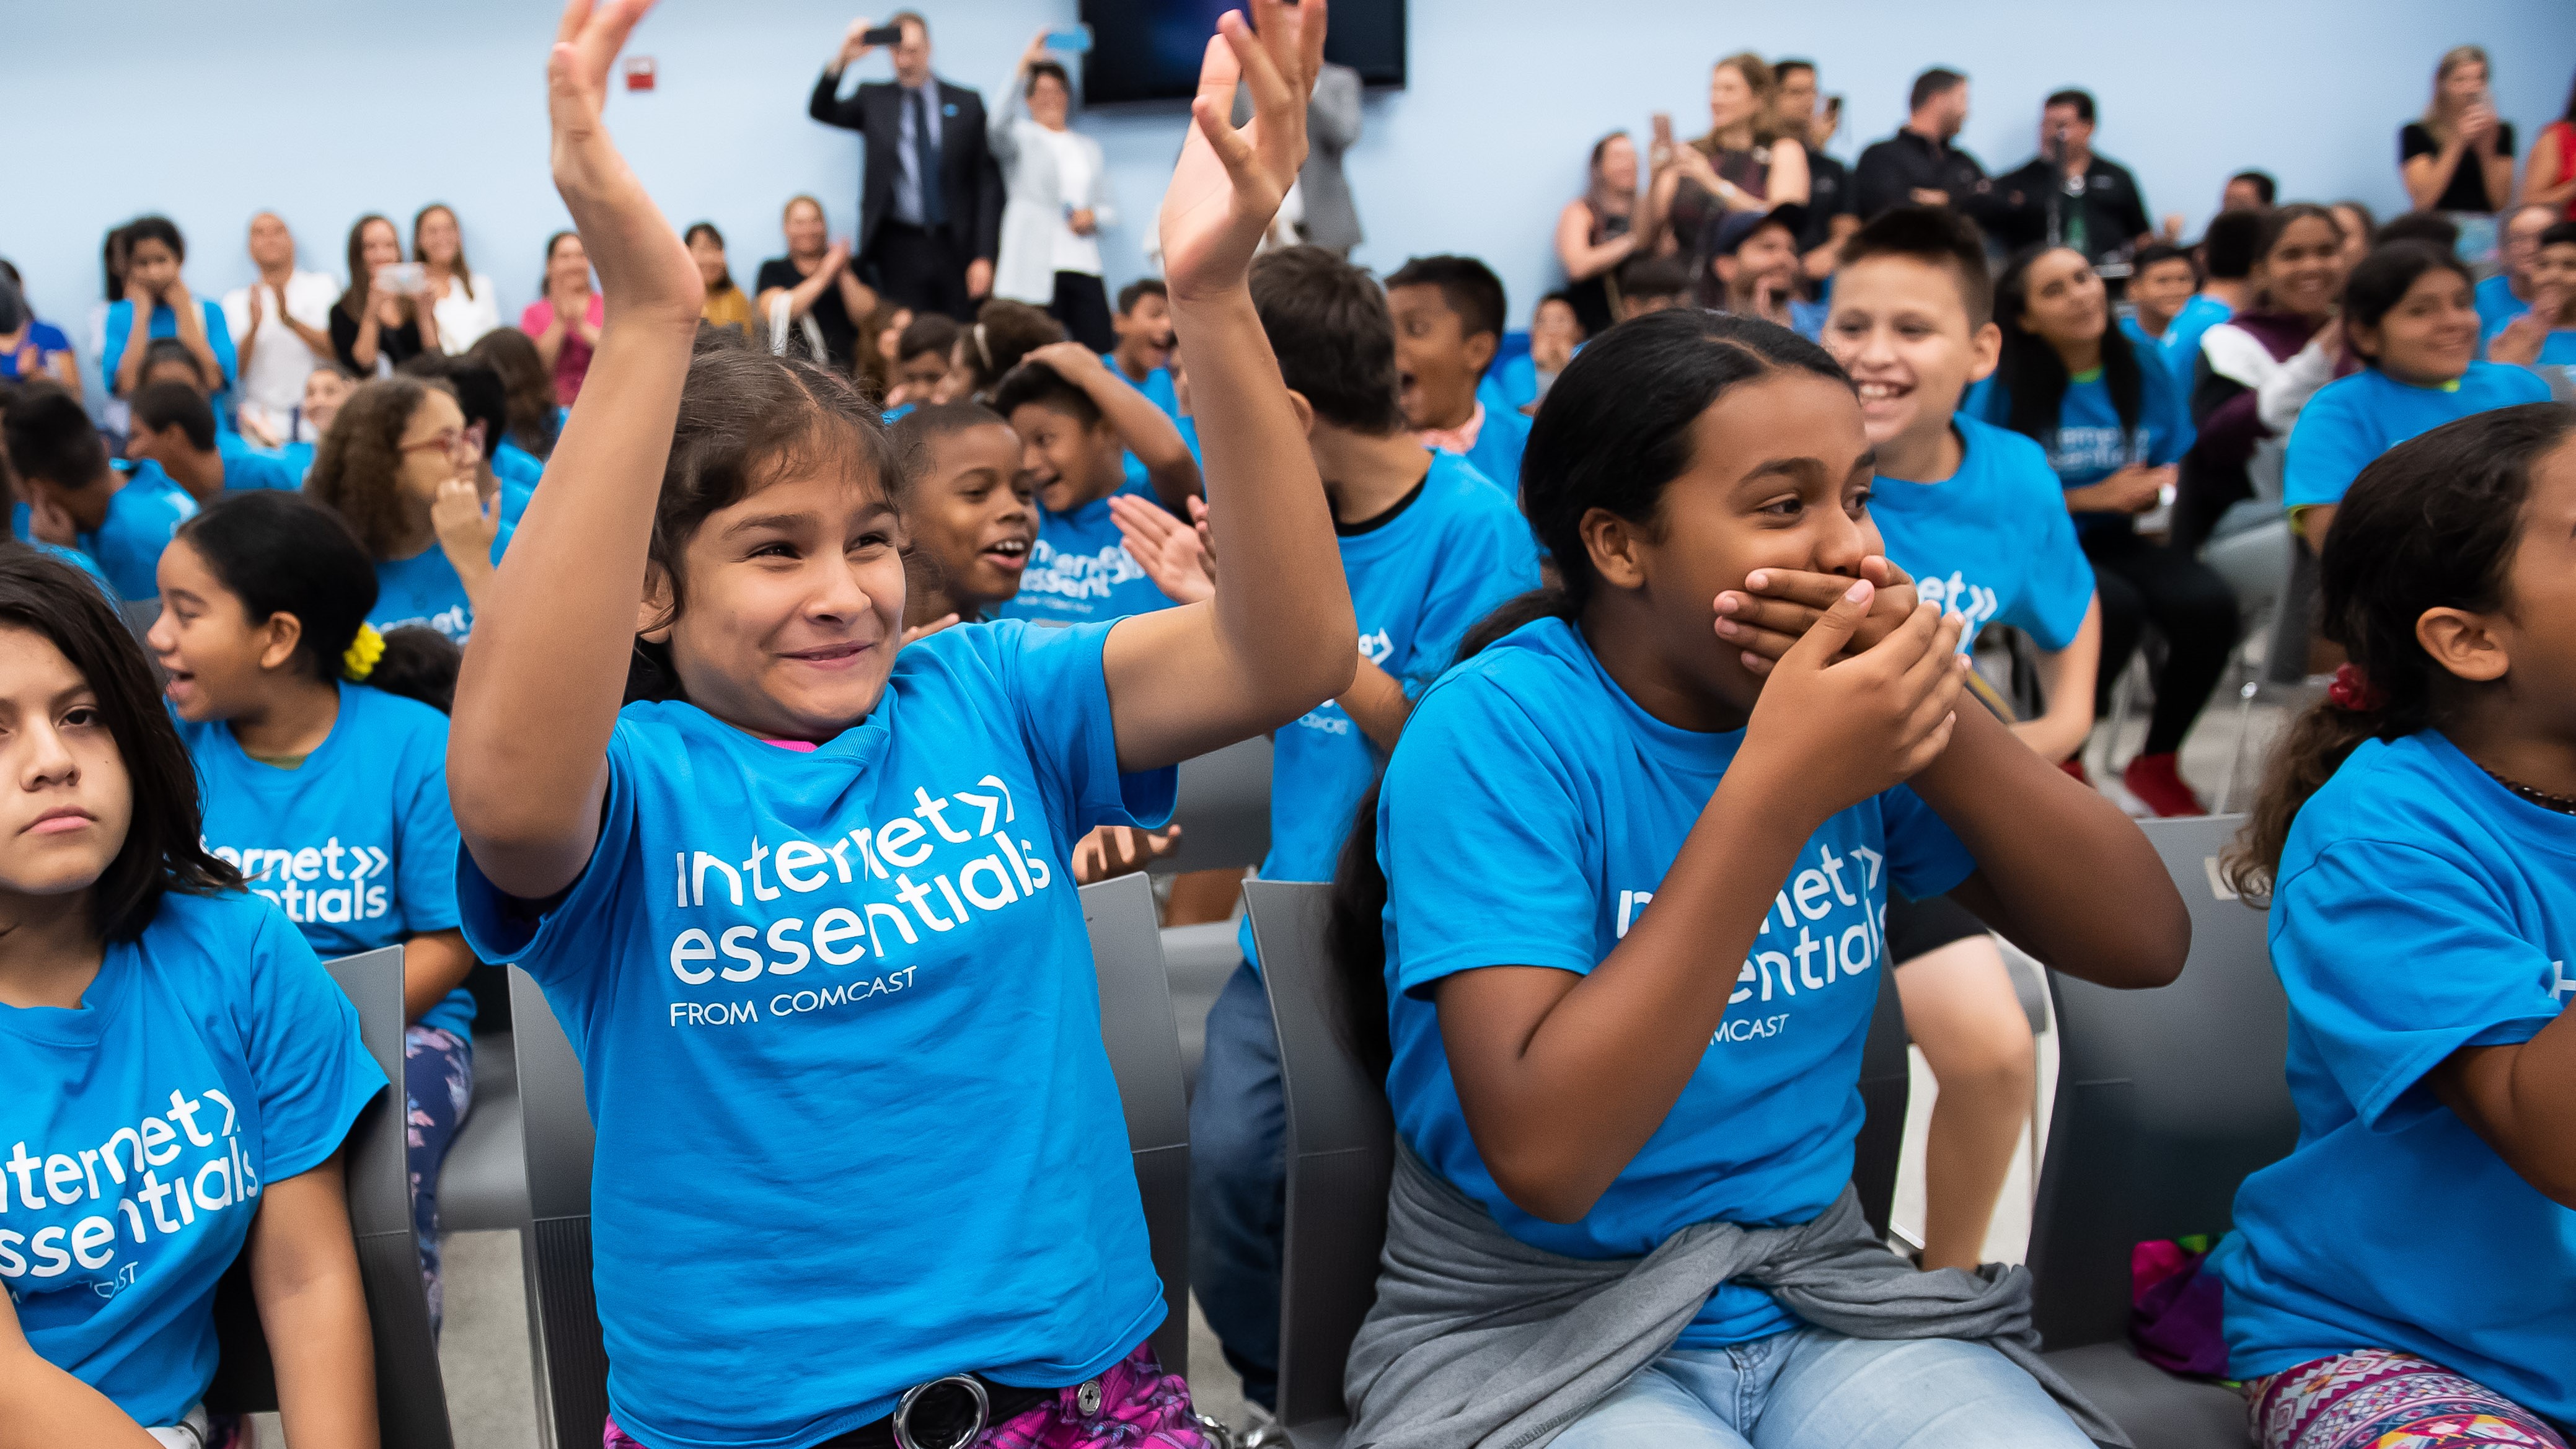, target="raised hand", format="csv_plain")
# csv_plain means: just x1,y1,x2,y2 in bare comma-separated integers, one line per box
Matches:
1071,824,1184,884
547,0,701,323
1157,0,1328,302
433,475,500,560
1109,493,1215,605
1734,579,1968,831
